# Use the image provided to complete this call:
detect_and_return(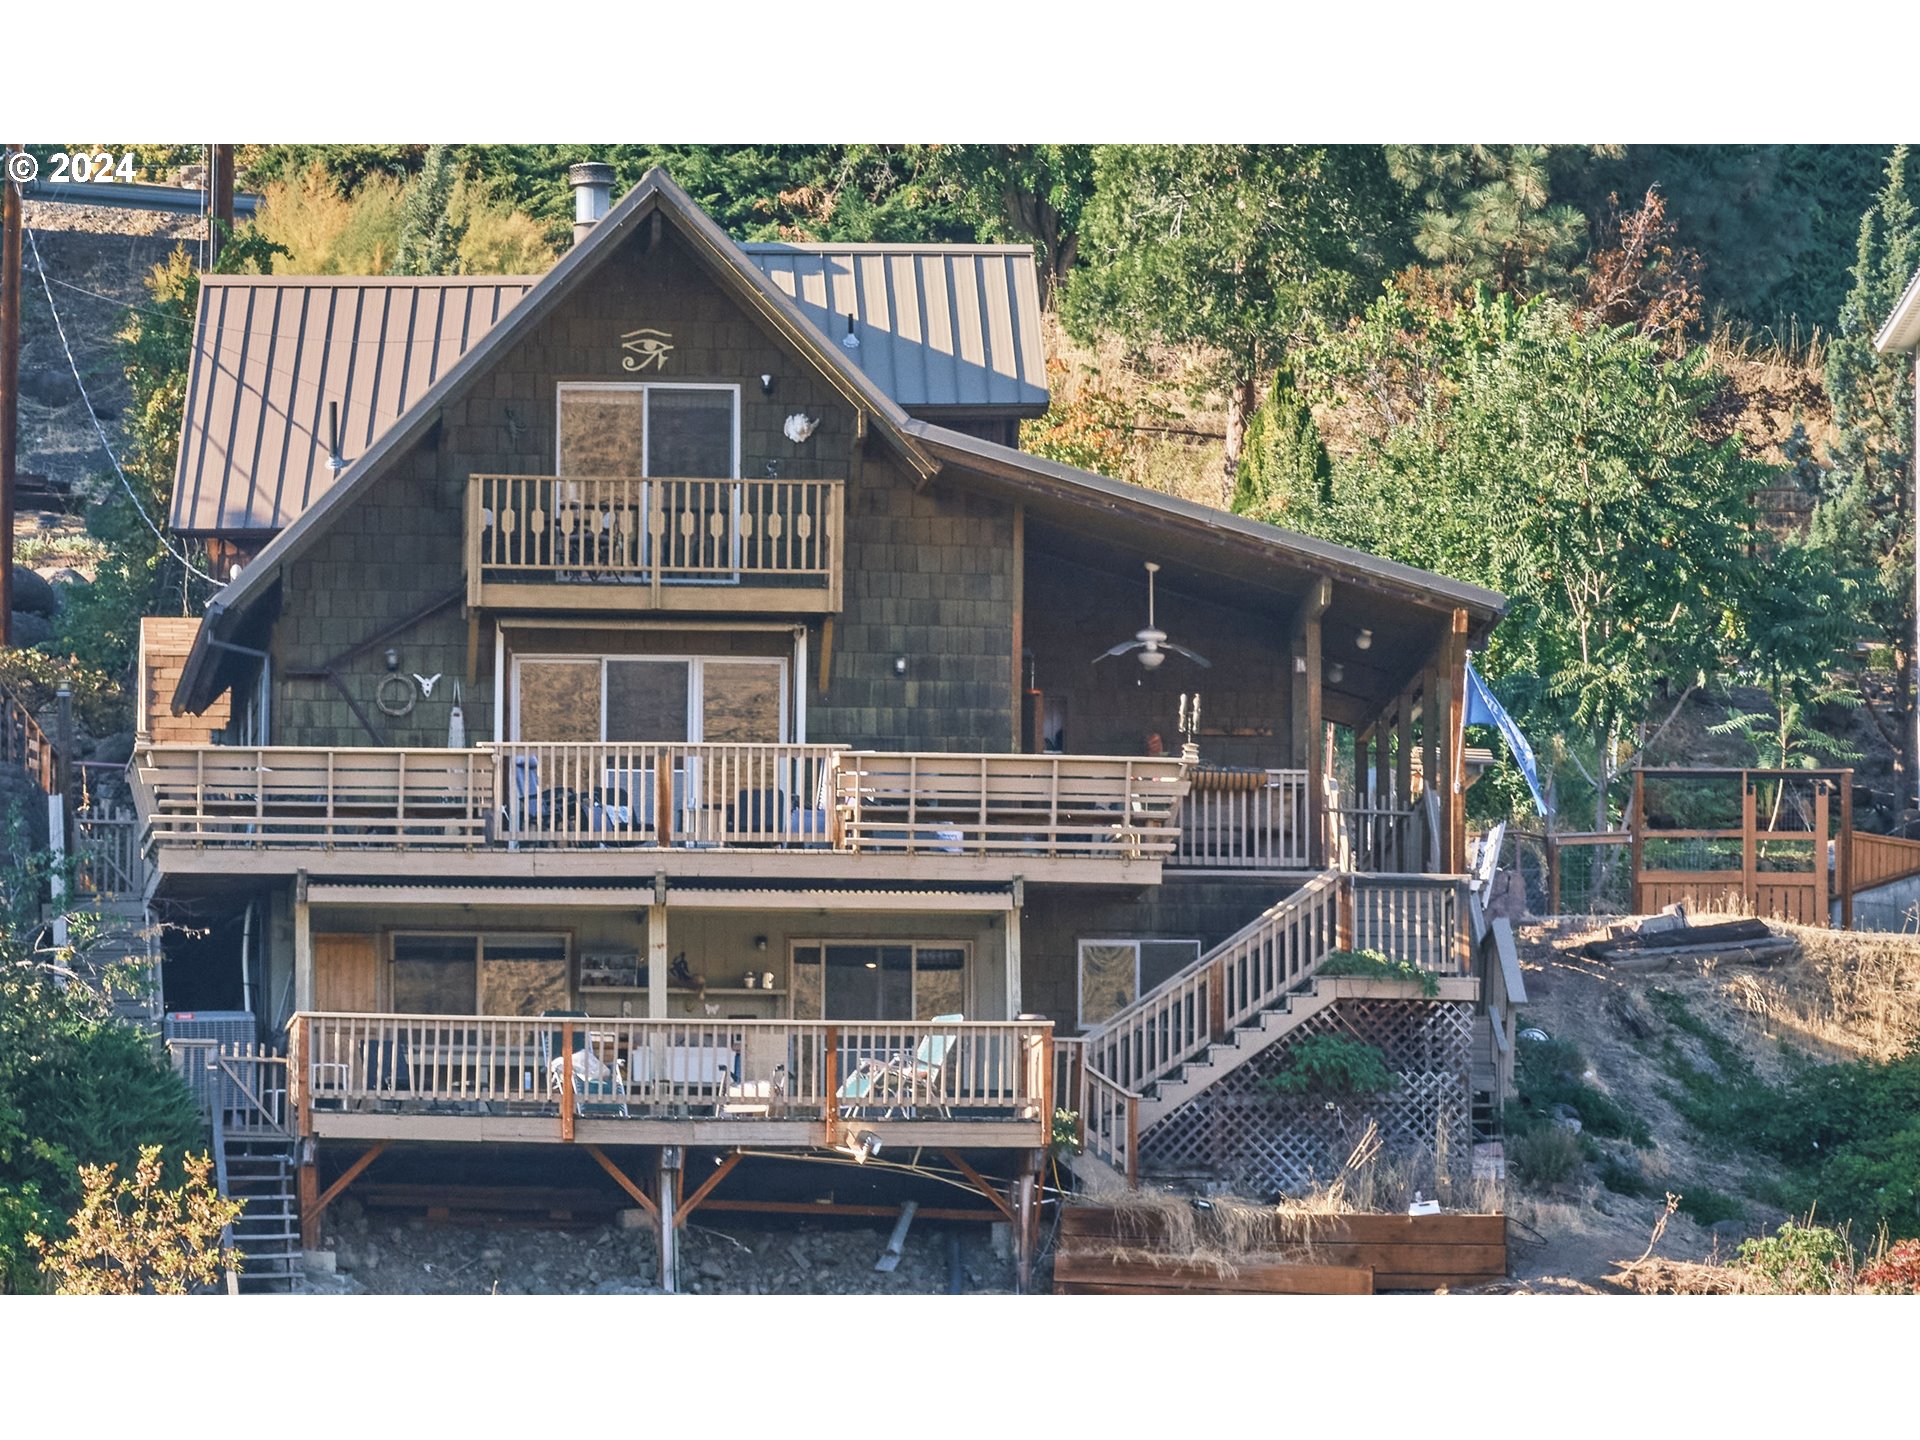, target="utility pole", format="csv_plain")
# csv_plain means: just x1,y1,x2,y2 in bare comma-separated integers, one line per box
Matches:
208,143,234,271
1,144,22,646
